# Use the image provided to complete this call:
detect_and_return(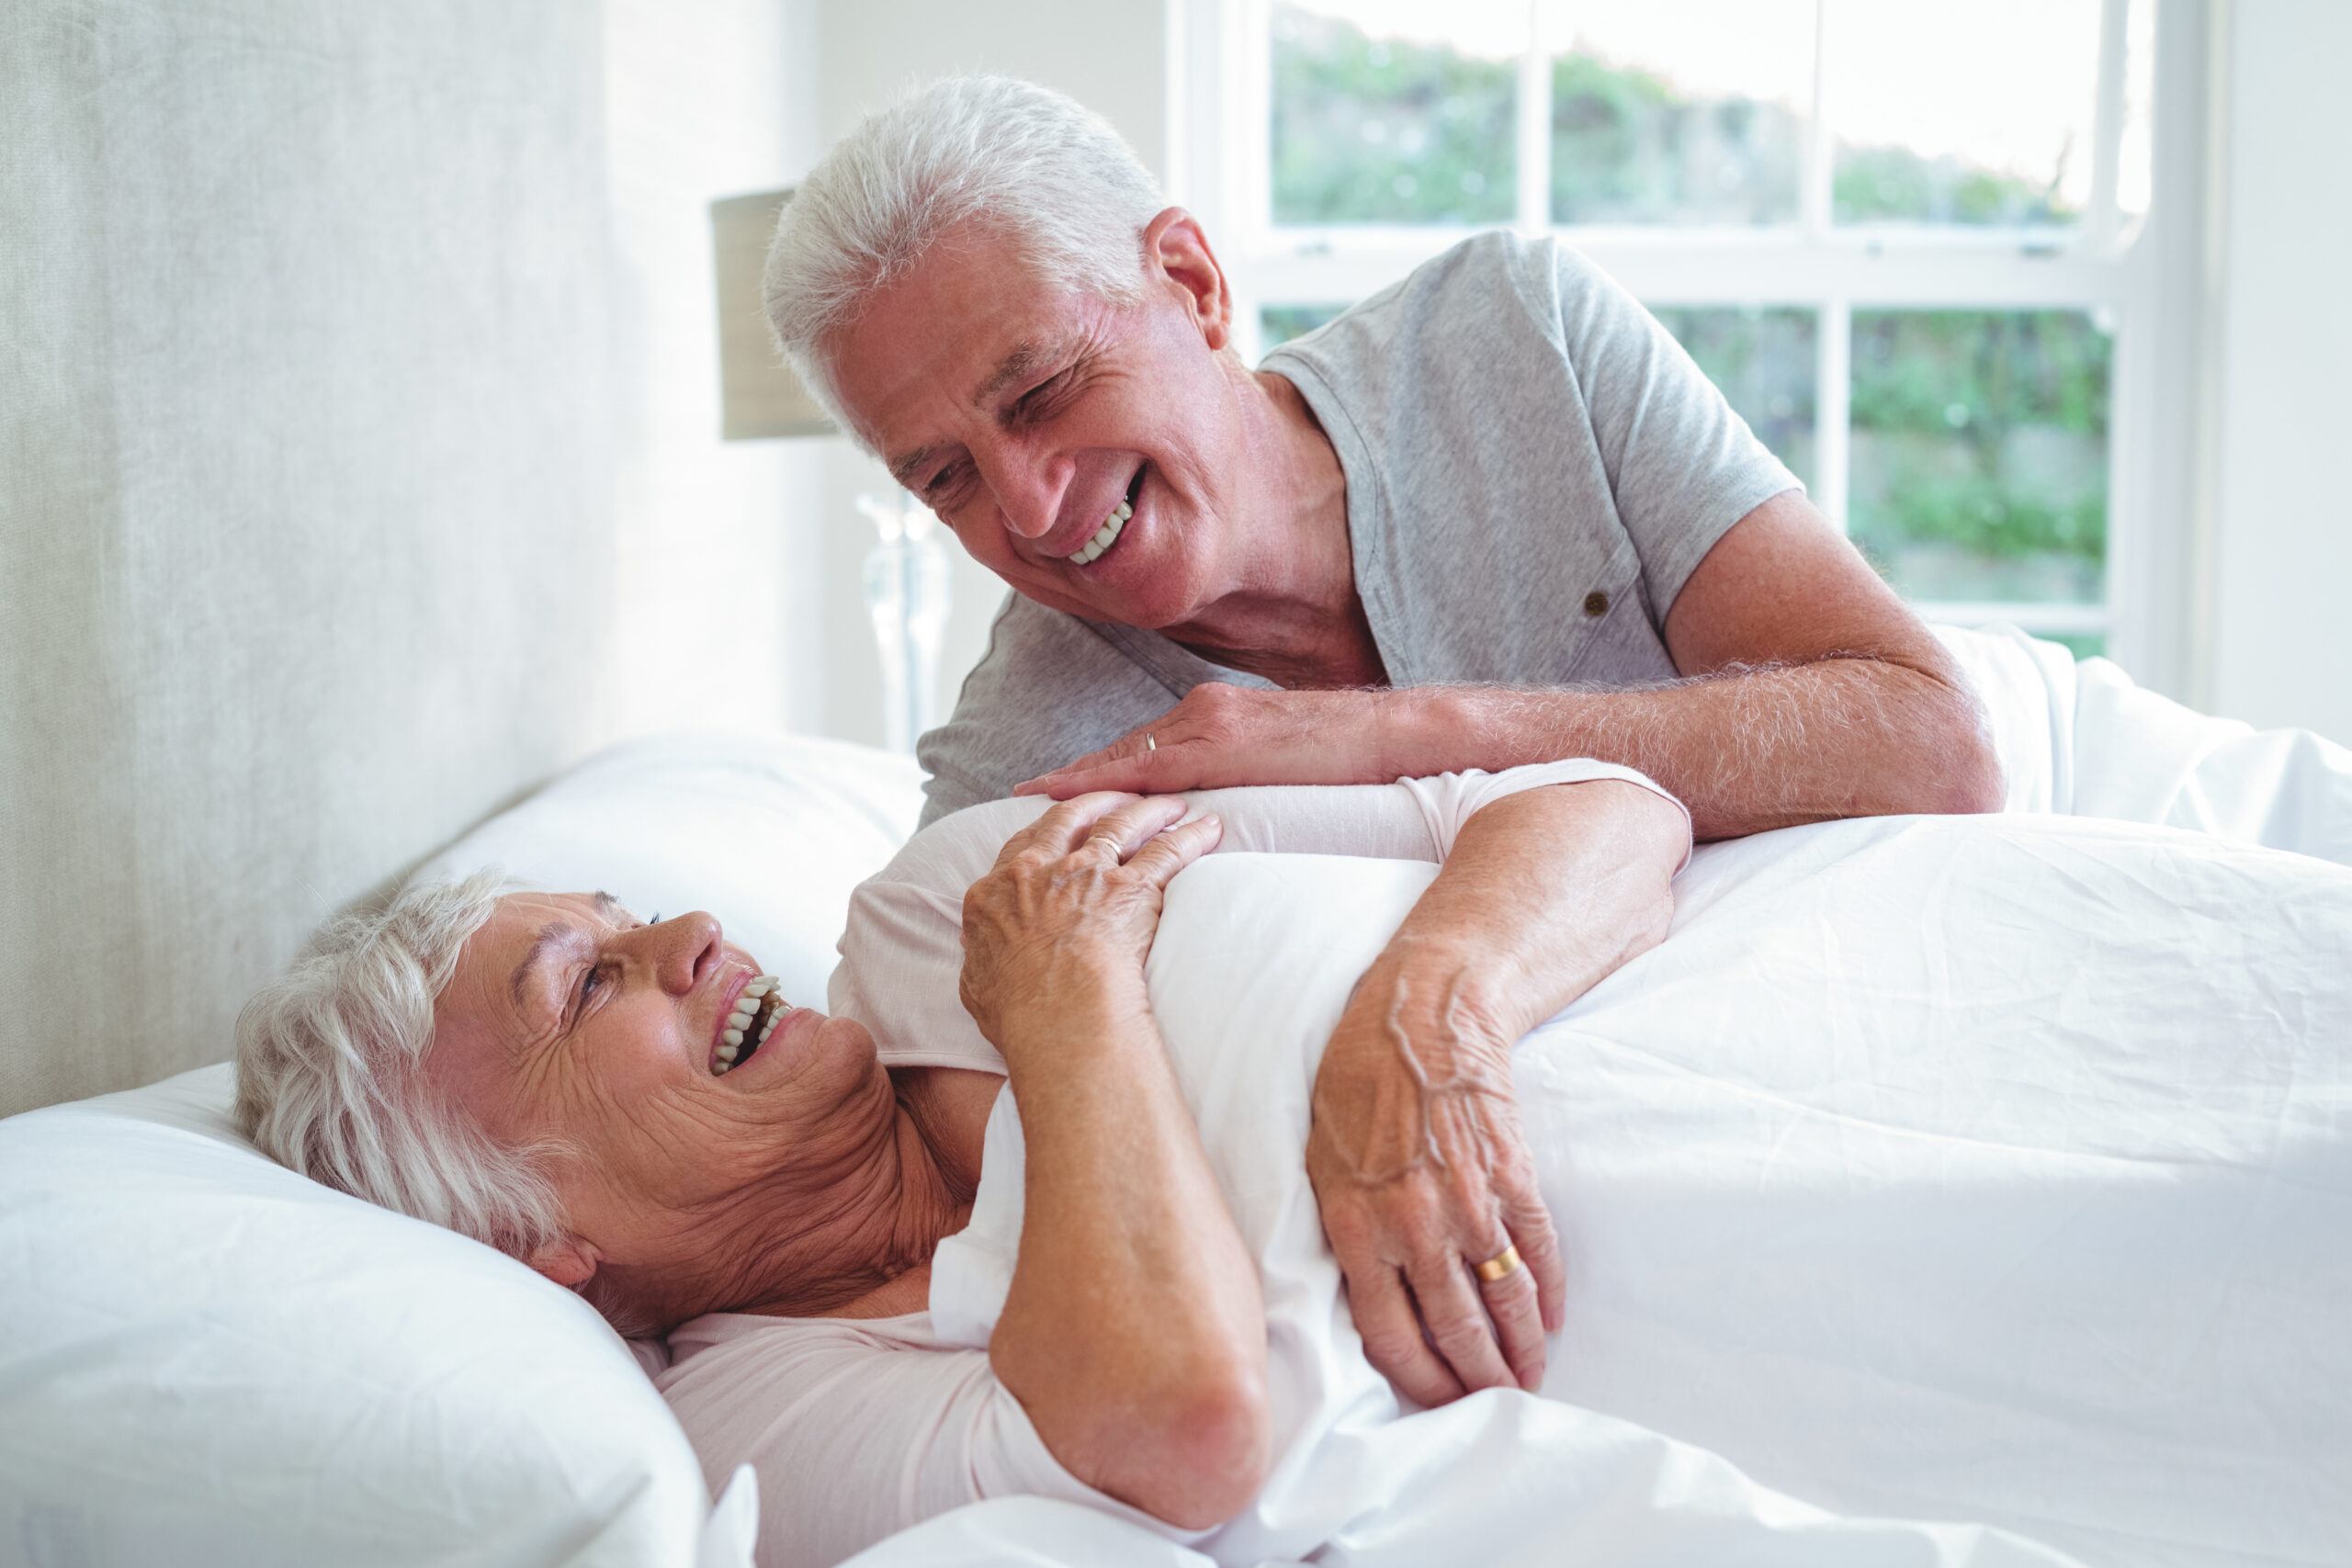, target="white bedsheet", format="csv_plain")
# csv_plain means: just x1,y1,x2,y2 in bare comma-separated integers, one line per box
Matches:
901,813,2352,1568
1937,623,2352,863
